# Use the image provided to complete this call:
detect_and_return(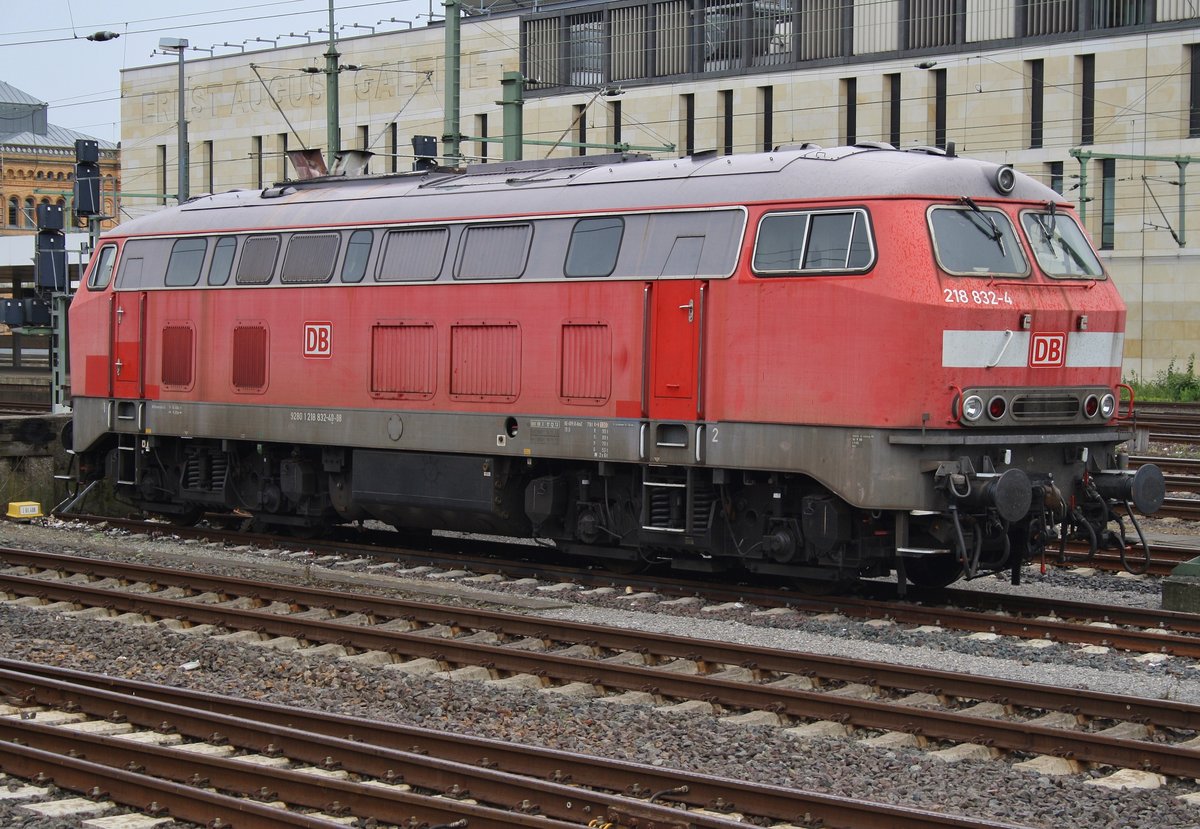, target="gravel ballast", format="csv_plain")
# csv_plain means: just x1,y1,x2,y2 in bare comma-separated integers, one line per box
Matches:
0,519,1197,829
